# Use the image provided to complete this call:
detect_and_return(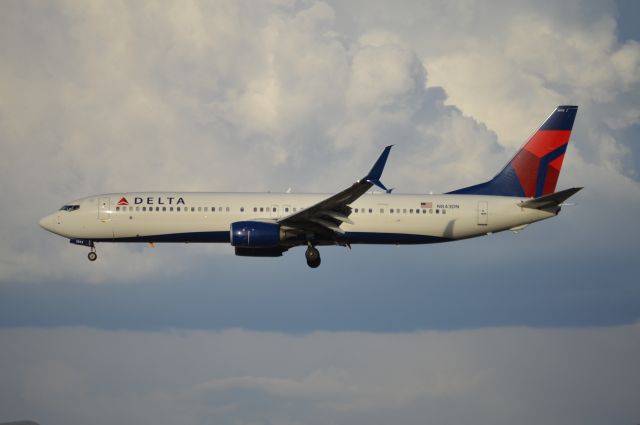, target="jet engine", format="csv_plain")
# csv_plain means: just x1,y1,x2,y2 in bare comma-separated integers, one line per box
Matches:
230,221,281,248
